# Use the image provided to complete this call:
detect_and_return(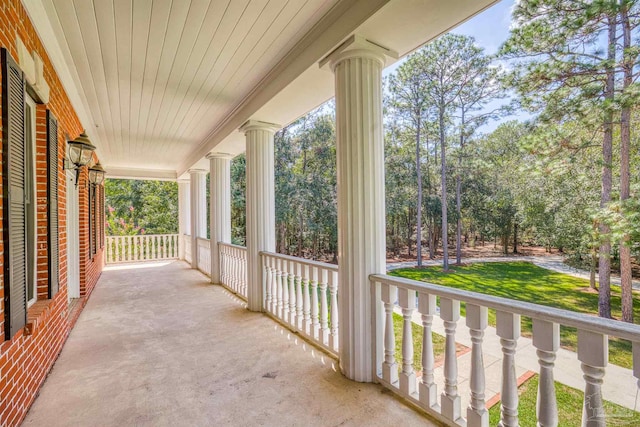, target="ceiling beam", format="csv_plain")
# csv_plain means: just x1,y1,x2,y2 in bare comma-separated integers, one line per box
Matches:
106,167,178,182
